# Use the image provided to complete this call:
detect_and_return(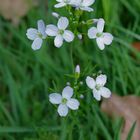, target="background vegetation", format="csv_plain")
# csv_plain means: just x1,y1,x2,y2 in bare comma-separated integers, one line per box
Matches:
0,0,140,139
